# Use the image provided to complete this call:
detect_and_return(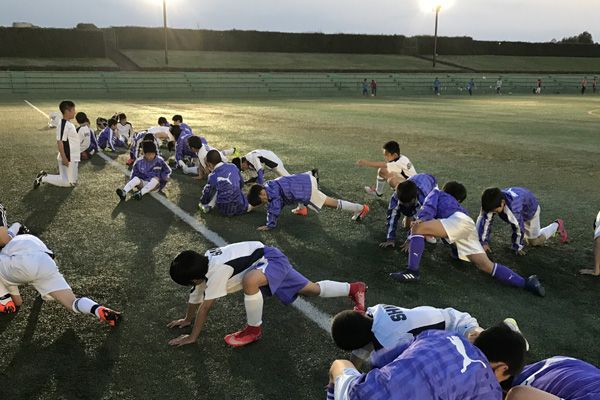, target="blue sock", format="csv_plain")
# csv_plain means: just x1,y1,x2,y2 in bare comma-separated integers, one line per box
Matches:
408,235,425,272
326,383,334,400
491,263,525,288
